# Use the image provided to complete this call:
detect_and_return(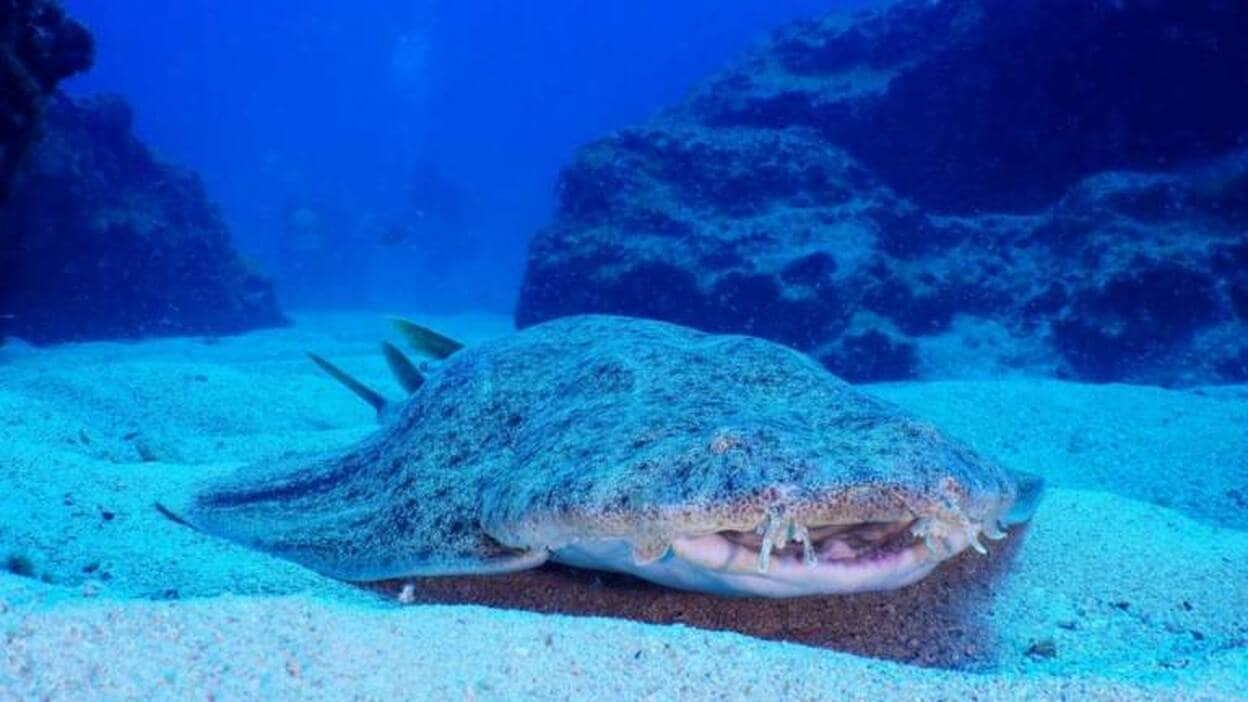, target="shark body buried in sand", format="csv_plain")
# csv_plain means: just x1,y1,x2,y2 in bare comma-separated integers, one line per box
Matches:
162,315,1042,598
